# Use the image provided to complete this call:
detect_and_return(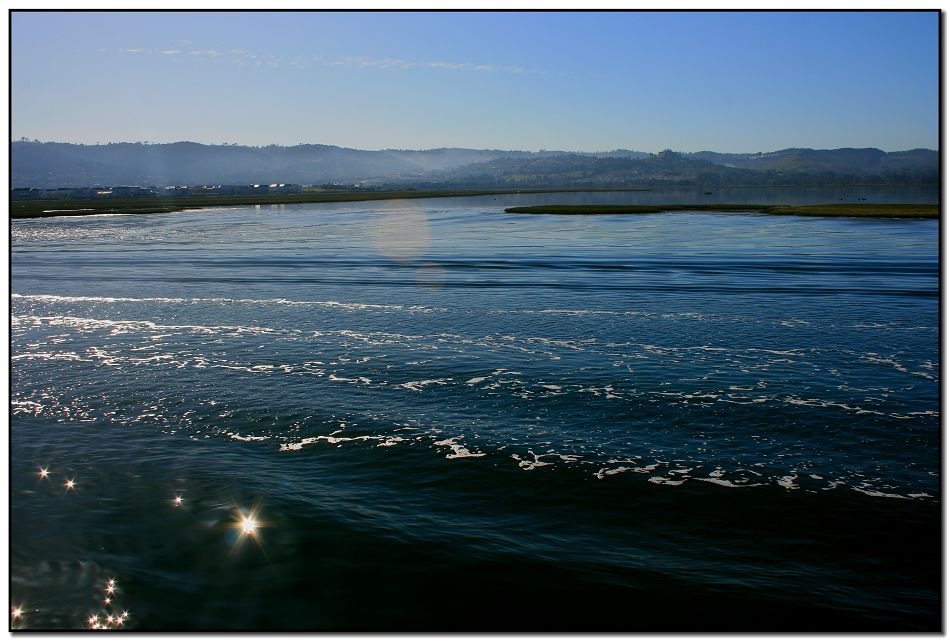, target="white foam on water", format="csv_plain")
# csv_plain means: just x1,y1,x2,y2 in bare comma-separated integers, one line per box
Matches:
859,352,924,378
280,434,384,451
12,351,82,361
777,475,799,490
695,477,766,488
12,293,447,313
852,487,908,499
511,450,556,470
780,319,810,327
594,466,634,479
15,314,289,338
433,437,485,459
227,433,271,442
399,378,452,391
